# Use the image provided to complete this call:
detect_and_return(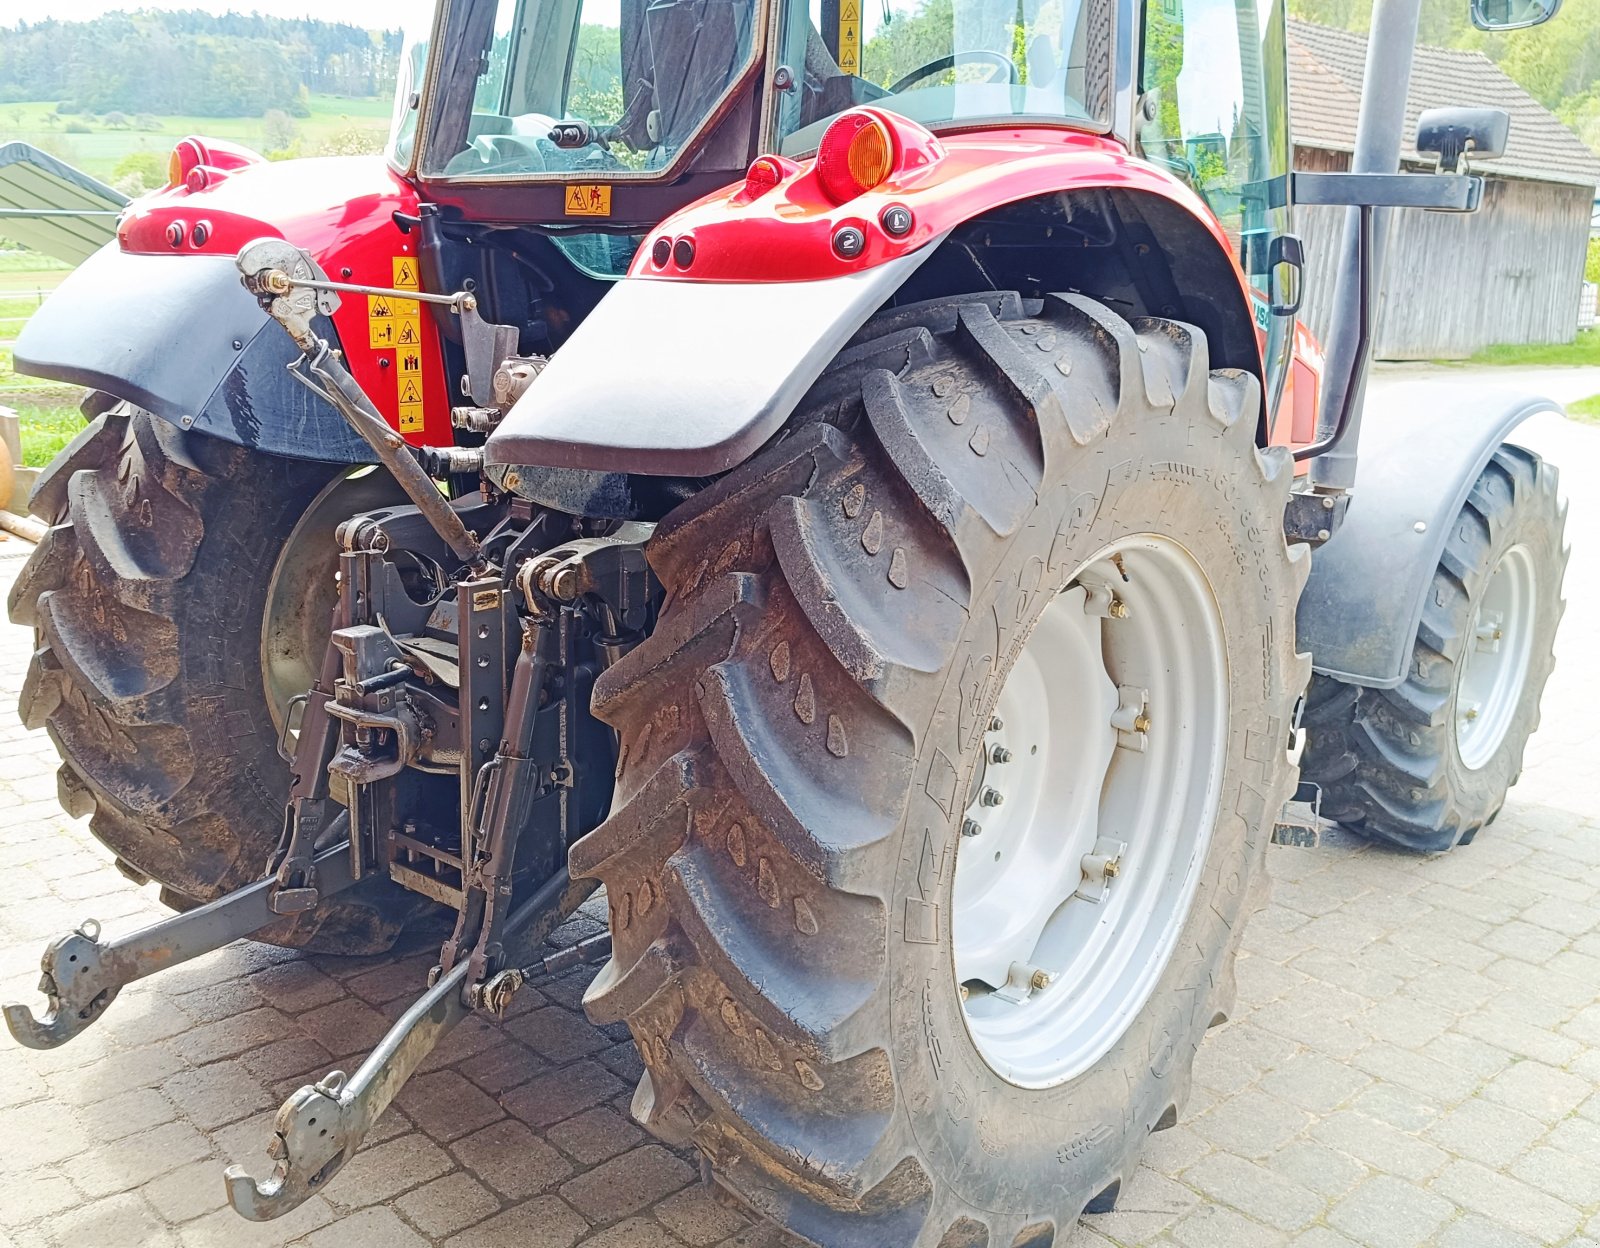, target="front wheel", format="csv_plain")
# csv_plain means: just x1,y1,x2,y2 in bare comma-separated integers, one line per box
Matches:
1302,443,1566,853
572,292,1310,1245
